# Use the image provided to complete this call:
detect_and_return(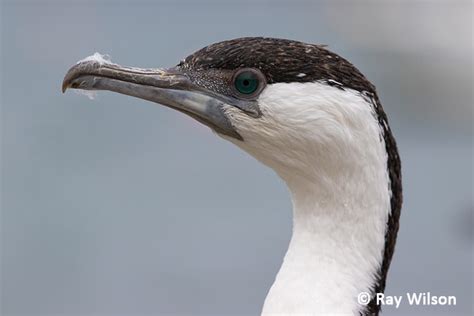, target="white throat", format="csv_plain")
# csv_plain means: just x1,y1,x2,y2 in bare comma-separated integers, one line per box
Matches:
262,166,390,315
225,82,391,315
